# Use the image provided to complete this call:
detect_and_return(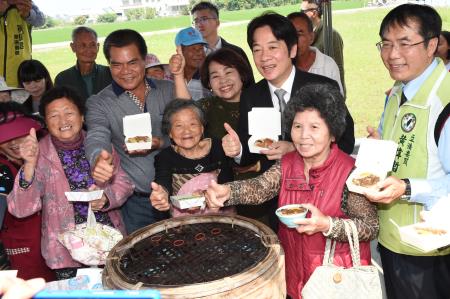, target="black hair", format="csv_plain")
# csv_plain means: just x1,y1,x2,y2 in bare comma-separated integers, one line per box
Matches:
284,82,346,141
103,29,147,62
379,4,441,49
0,101,41,125
200,48,253,90
441,30,450,60
302,0,323,17
39,86,86,118
72,26,98,41
247,12,298,53
287,12,314,33
17,59,53,91
161,99,205,136
191,1,219,18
